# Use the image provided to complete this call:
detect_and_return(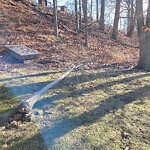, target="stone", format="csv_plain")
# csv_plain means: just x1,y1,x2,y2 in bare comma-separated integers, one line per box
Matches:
5,45,40,63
